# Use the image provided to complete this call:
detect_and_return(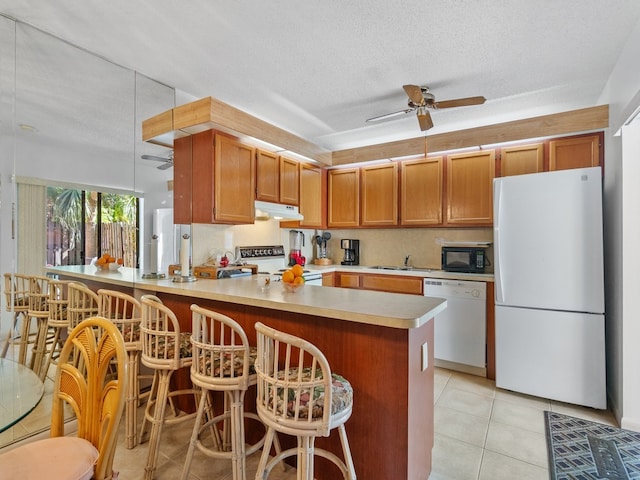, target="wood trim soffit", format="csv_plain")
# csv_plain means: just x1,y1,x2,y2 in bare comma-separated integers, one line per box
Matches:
331,105,609,165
